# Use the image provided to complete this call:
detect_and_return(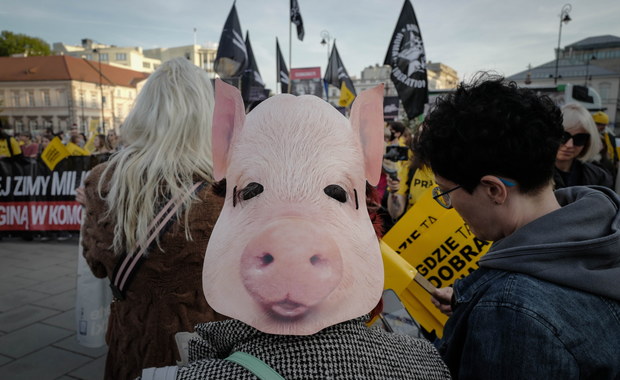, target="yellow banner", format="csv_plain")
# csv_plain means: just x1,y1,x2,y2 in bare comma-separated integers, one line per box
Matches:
339,82,355,107
381,187,492,336
66,142,91,156
89,119,99,135
83,134,96,153
41,137,70,171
